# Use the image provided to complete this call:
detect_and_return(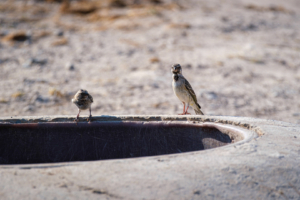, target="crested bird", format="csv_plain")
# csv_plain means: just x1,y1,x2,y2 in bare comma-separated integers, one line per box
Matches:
171,64,204,115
